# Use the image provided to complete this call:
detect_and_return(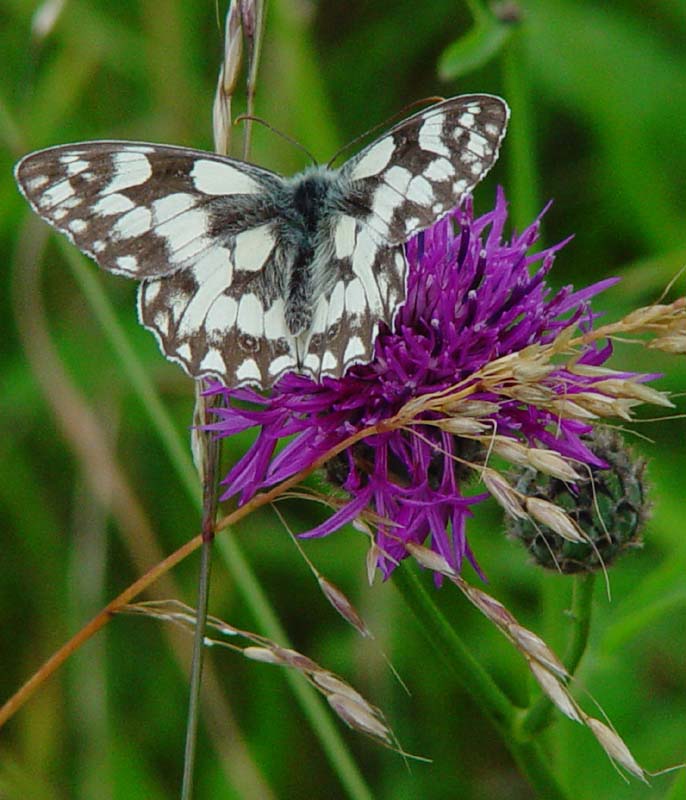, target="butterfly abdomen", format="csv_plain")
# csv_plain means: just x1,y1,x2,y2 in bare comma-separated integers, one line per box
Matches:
282,169,341,335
